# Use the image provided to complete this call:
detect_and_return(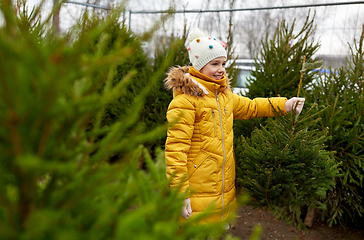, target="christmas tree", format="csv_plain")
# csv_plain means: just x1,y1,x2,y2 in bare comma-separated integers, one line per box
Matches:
0,1,236,239
246,11,320,99
308,24,364,227
237,105,341,229
233,11,321,150
234,11,342,229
